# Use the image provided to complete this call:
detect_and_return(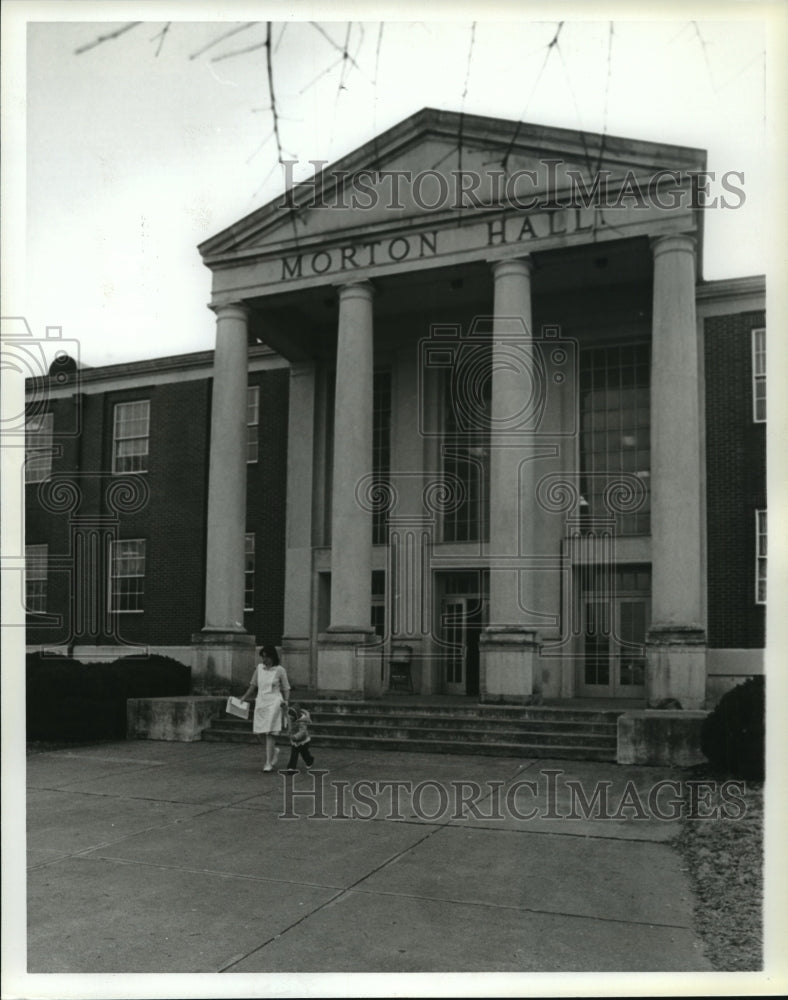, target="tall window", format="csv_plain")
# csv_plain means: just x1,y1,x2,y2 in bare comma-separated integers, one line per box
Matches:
110,539,146,612
26,544,48,613
370,570,386,637
441,363,491,543
372,372,392,544
756,510,767,604
112,400,150,473
245,533,255,611
579,343,651,536
752,328,766,423
25,411,54,483
247,386,259,463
